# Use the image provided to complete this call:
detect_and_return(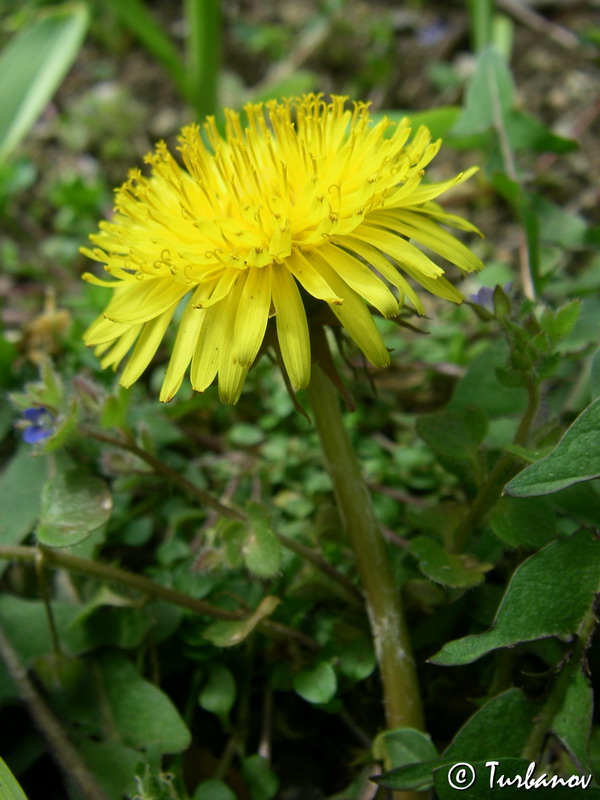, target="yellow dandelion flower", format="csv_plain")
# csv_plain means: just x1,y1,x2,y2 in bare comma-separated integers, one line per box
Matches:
83,94,482,403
